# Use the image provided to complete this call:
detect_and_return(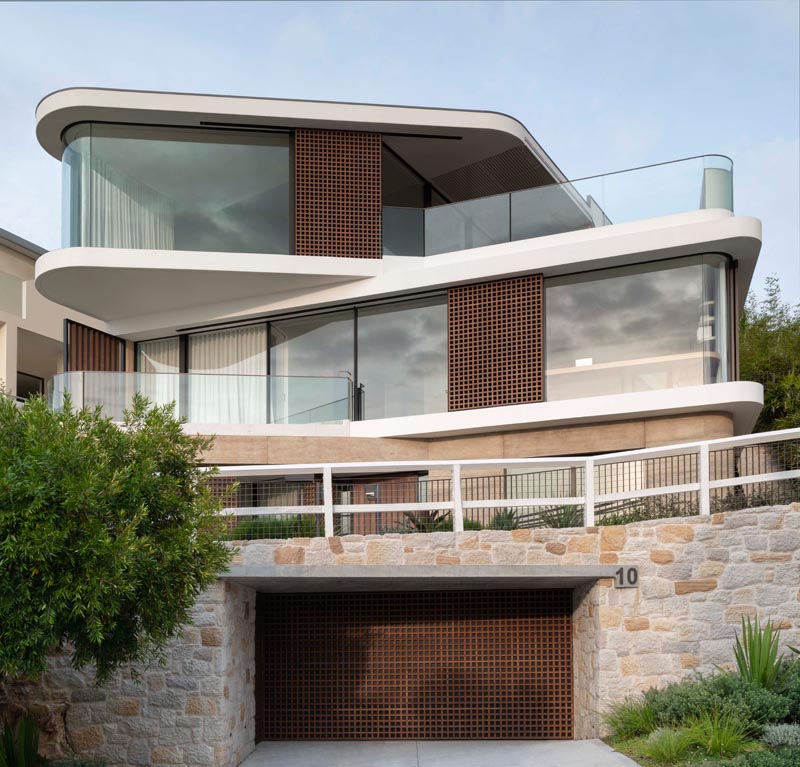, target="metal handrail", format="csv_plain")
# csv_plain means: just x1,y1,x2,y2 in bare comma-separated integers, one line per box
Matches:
216,427,800,536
